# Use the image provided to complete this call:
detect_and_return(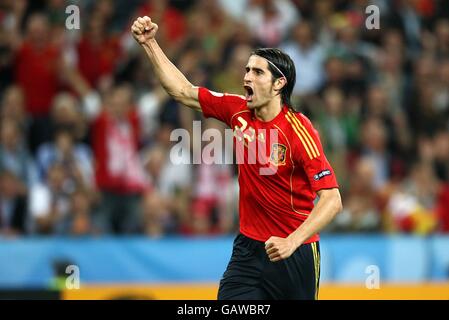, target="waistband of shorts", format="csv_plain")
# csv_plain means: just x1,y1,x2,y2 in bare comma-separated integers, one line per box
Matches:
237,232,320,248
235,233,264,251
